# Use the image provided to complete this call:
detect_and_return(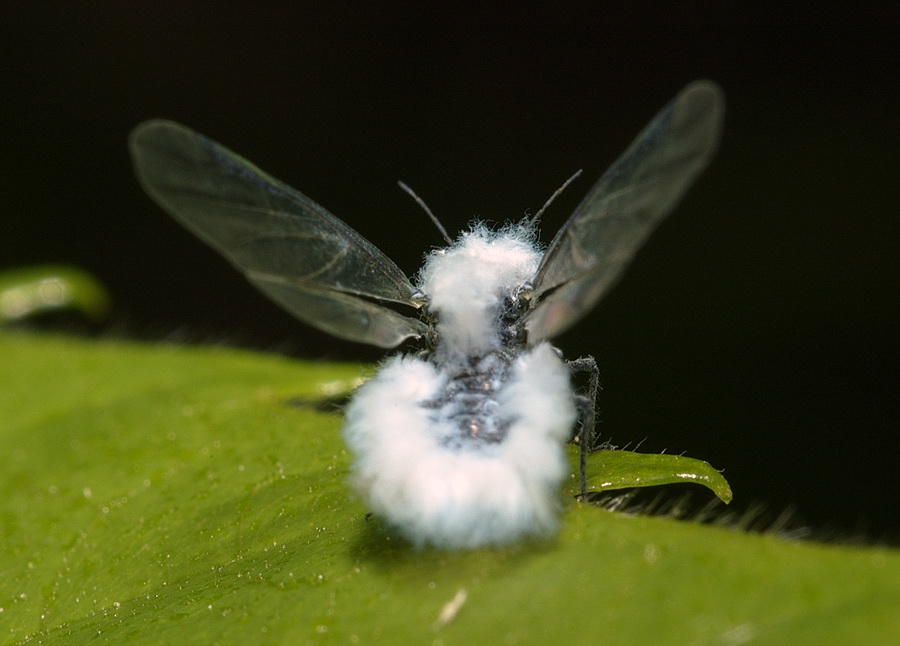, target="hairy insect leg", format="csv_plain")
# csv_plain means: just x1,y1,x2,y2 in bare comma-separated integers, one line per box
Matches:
567,355,600,497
